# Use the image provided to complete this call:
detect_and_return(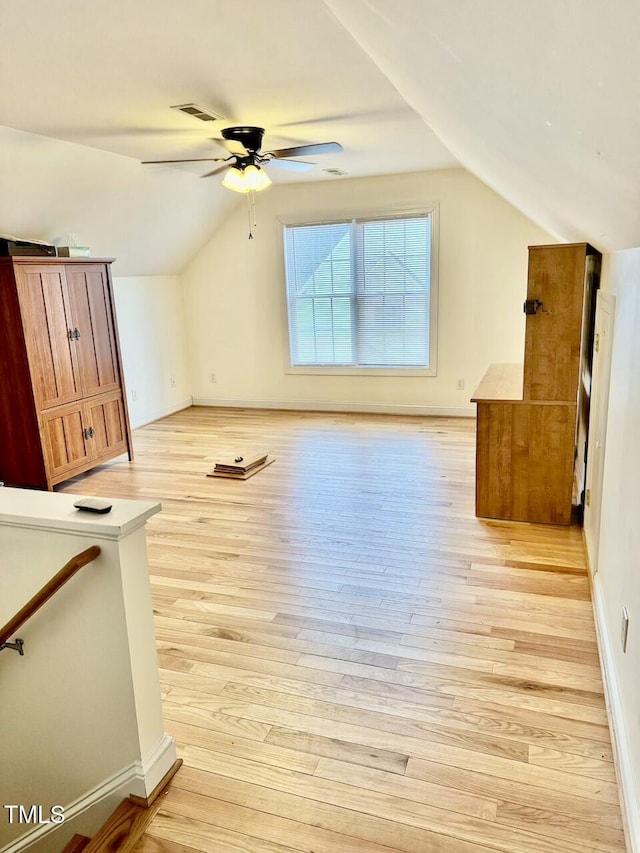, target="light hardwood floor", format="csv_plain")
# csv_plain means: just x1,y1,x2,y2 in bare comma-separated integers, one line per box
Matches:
62,407,625,853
